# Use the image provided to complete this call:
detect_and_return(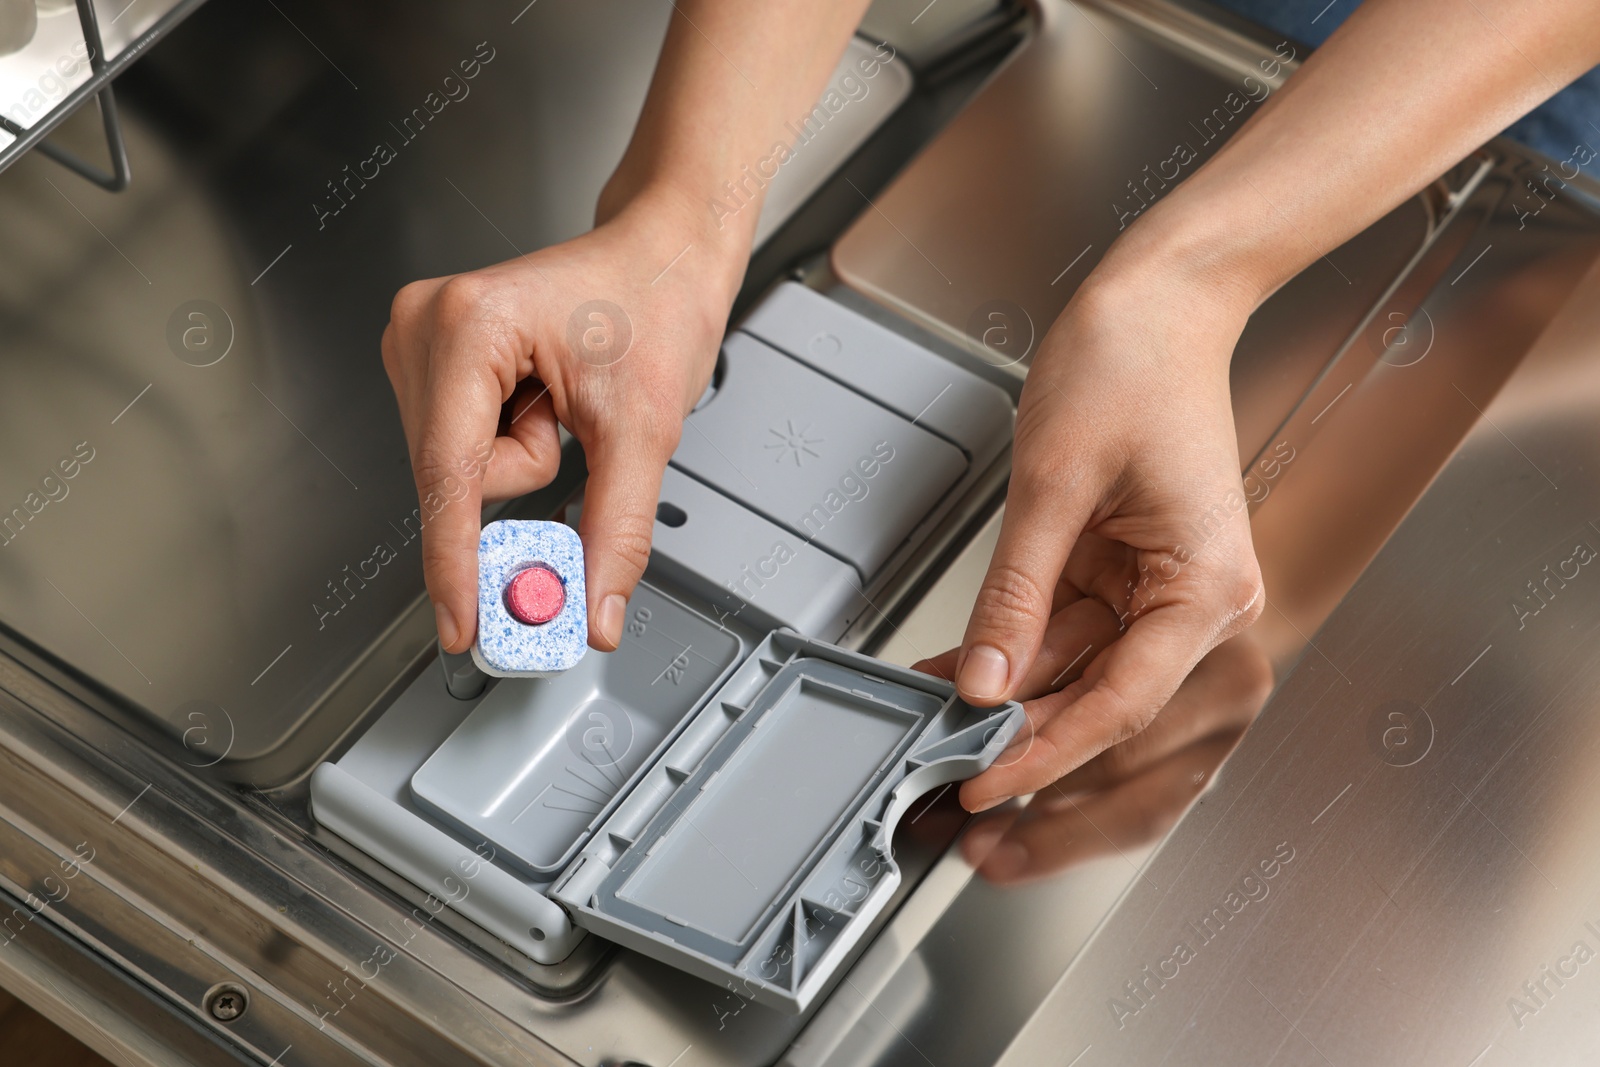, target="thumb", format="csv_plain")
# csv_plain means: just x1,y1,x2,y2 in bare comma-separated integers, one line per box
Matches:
957,467,1094,704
